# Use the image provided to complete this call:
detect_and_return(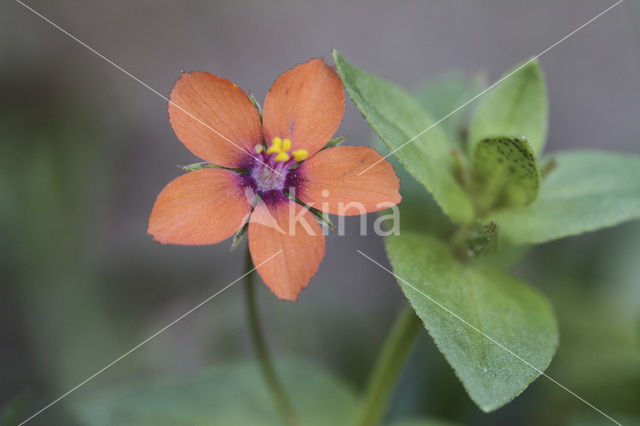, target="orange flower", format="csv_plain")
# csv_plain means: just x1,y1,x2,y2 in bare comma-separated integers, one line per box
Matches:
148,58,401,301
